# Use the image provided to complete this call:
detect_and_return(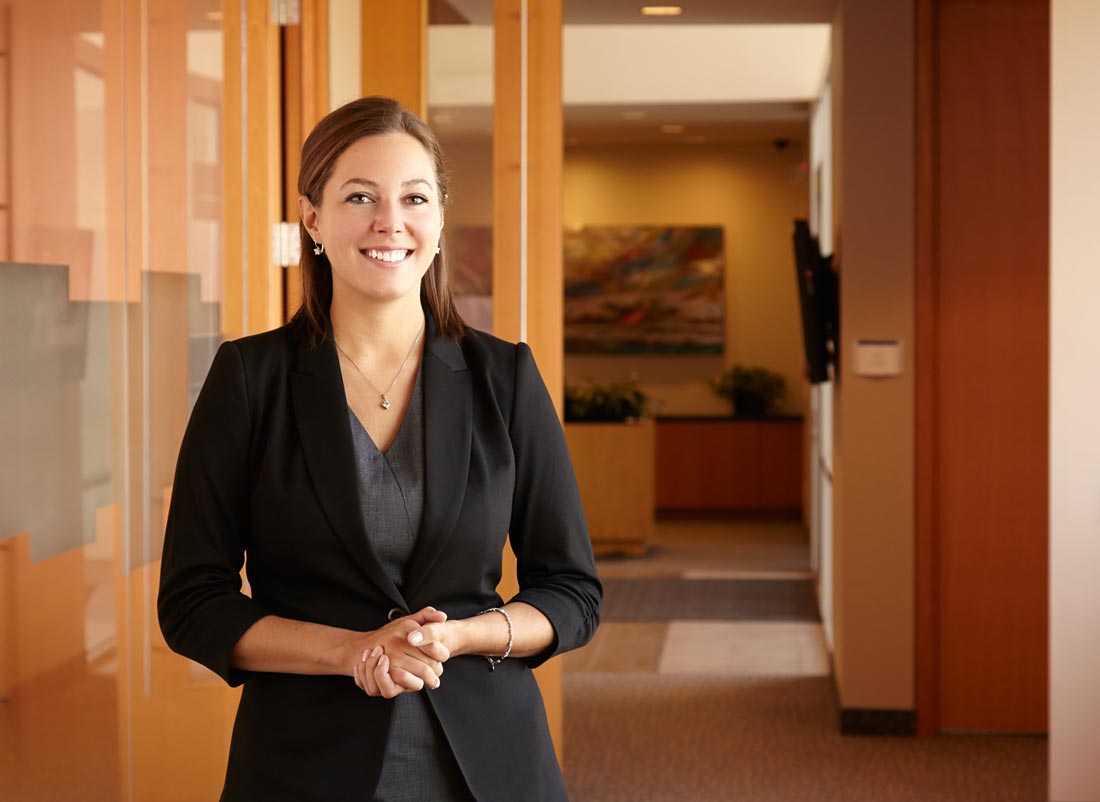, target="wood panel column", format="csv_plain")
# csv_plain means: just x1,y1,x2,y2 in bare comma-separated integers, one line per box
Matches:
493,1,563,394
922,0,1049,734
222,0,283,338
493,0,566,752
359,0,426,116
